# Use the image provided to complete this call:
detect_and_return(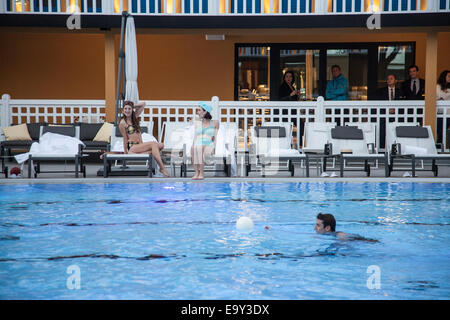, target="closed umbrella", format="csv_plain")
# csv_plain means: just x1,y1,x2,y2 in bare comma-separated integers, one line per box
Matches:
125,16,139,104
